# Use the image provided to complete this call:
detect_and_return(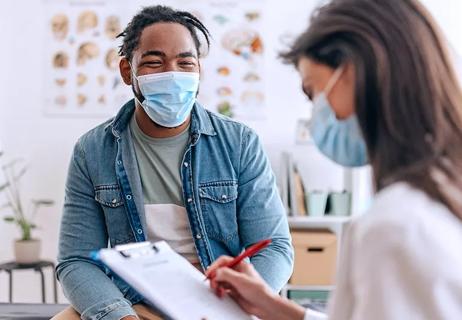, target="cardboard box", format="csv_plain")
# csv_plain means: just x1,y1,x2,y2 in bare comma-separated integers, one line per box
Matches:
290,230,337,285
